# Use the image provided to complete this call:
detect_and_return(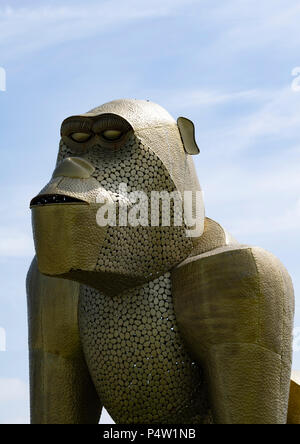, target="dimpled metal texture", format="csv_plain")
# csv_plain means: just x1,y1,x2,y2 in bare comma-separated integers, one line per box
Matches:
57,133,194,280
56,122,211,423
79,271,212,424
